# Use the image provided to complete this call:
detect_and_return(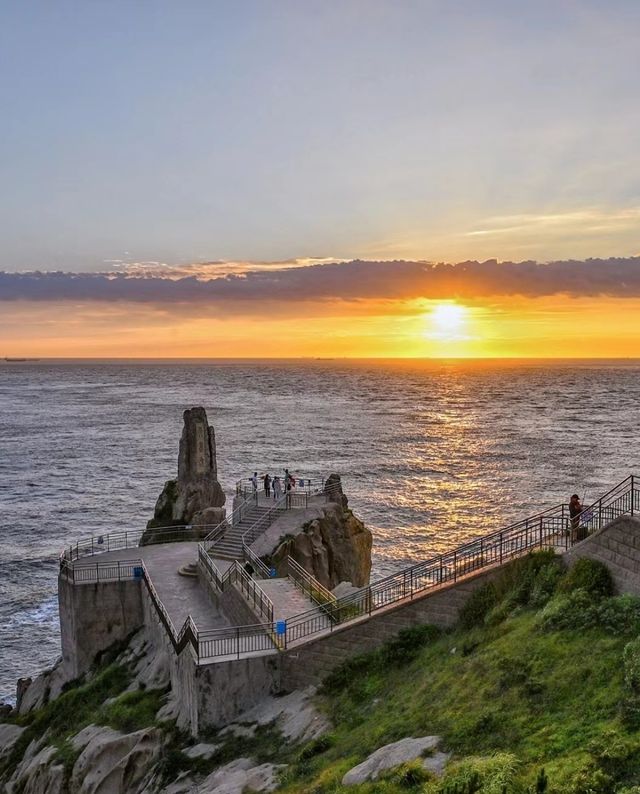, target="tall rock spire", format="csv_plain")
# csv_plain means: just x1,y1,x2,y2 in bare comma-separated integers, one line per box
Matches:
145,407,225,533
